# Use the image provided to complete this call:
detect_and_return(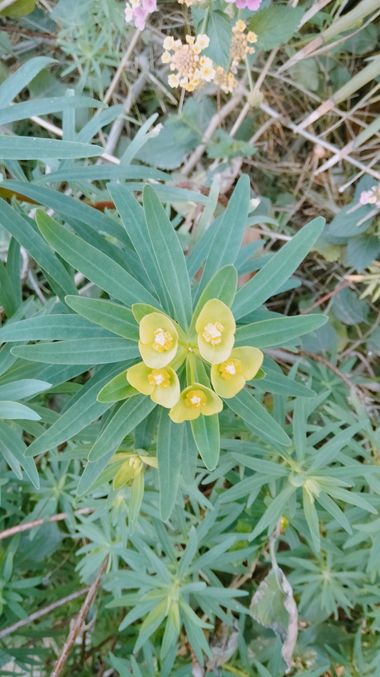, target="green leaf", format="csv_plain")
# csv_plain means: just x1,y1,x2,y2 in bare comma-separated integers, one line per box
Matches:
3,181,126,243
204,11,232,69
191,265,238,330
107,185,171,312
88,396,155,462
0,314,111,342
0,56,54,107
0,0,35,17
227,389,290,447
97,370,135,404
0,96,104,125
0,400,40,421
233,217,325,320
250,565,298,670
65,296,138,341
250,485,295,541
196,176,250,296
25,366,118,456
249,6,304,51
0,422,39,488
0,136,103,160
0,379,50,400
12,338,138,365
157,414,185,521
0,199,76,296
143,186,192,328
190,414,220,470
303,489,321,552
36,211,157,307
236,314,328,348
